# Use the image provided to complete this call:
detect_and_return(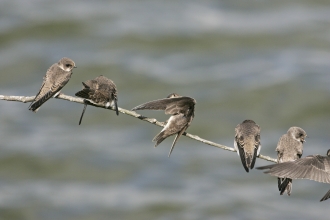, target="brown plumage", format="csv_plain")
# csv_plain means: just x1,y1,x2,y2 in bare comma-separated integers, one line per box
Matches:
131,93,196,157
75,75,118,125
29,57,76,112
257,149,330,202
234,120,261,172
276,127,306,196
